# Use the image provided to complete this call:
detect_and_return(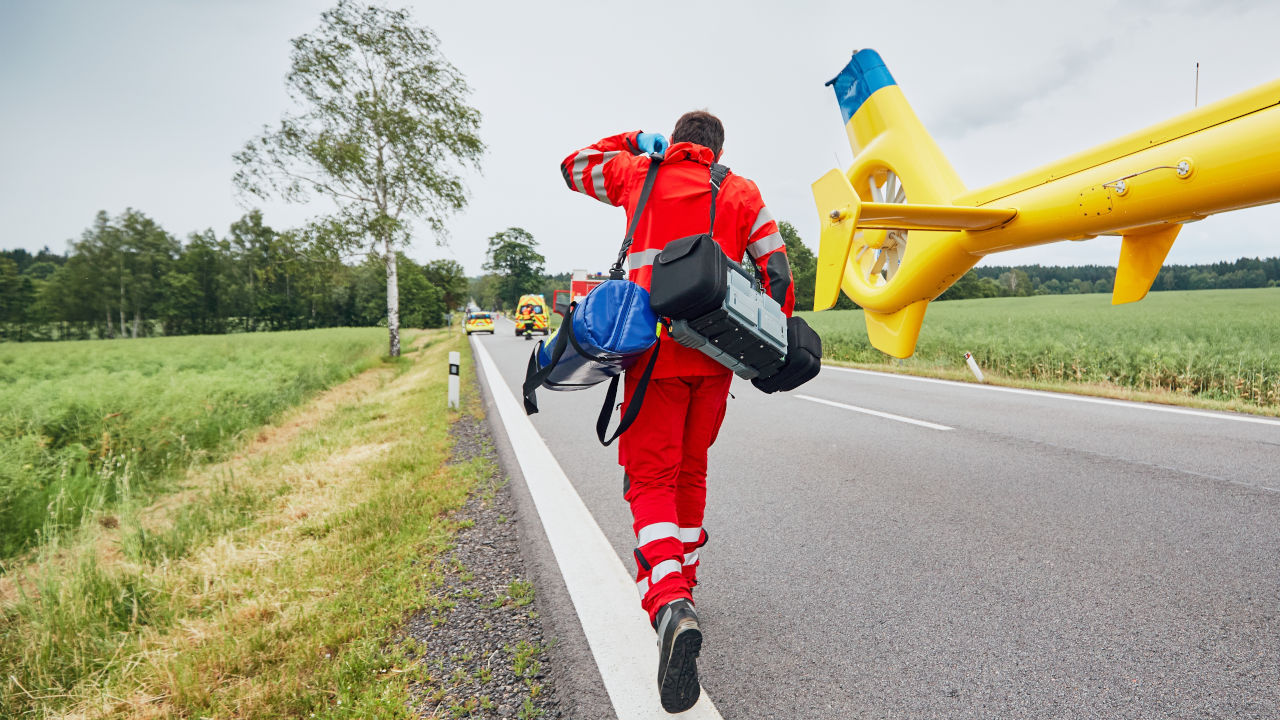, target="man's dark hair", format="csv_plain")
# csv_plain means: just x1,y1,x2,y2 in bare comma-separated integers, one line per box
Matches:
671,110,724,158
